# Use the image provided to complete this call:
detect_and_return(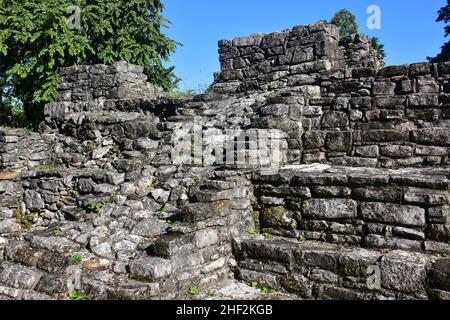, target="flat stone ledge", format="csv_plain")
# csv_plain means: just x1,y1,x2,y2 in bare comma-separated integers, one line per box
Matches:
255,165,450,190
